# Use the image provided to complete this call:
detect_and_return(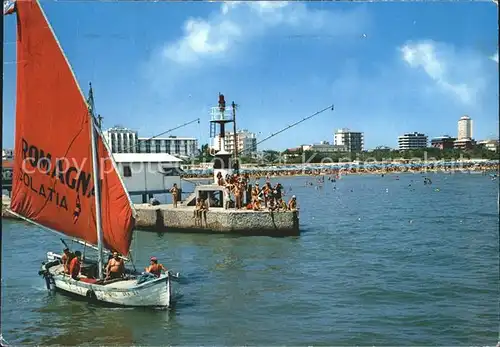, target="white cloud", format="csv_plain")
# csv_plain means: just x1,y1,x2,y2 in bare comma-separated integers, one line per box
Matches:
399,40,487,105
490,50,499,63
162,1,368,65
